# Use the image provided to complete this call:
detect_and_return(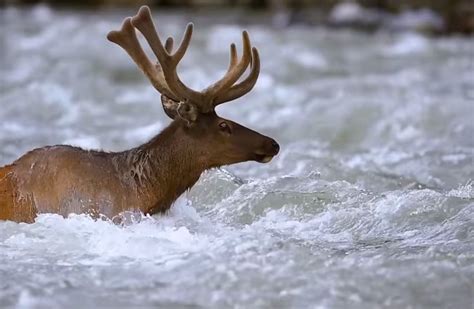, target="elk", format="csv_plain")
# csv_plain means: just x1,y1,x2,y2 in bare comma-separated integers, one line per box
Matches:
0,6,279,223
